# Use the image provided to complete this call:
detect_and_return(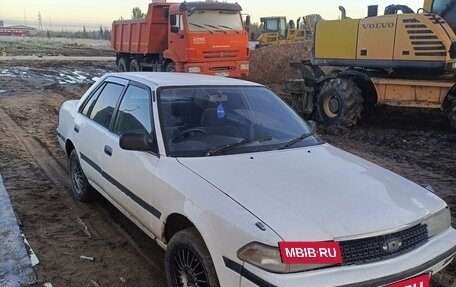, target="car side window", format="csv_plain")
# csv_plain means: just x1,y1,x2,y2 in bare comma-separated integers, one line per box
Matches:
81,83,105,117
113,85,153,135
89,83,124,129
